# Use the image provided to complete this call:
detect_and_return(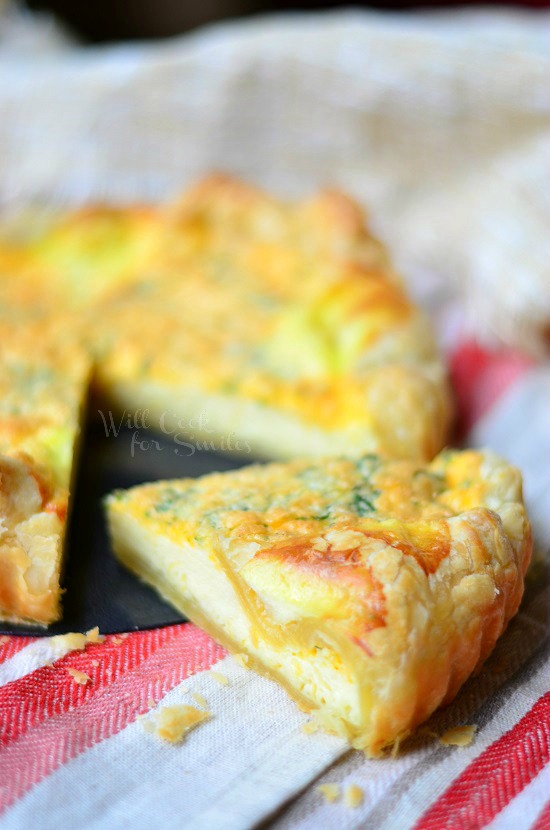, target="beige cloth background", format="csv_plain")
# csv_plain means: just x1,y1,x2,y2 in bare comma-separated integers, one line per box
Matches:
0,6,549,351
